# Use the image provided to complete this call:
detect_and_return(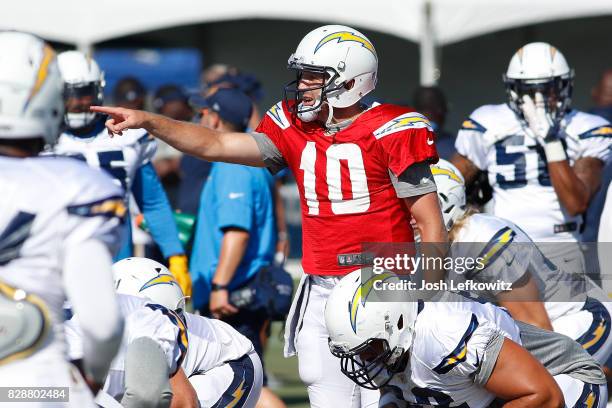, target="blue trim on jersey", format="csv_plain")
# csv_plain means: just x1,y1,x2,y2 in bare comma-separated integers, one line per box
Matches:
132,163,184,258
578,125,612,140
573,381,601,408
577,297,611,356
145,303,188,374
433,314,479,374
211,354,255,408
0,211,36,266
